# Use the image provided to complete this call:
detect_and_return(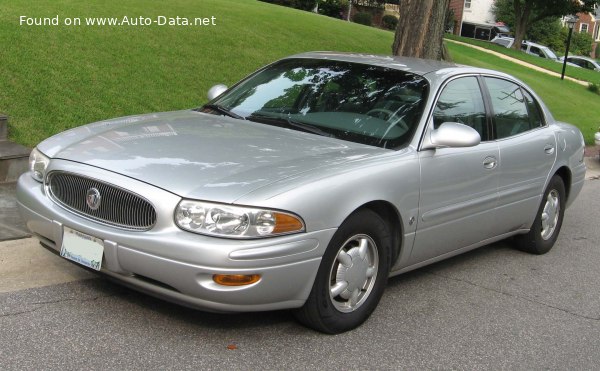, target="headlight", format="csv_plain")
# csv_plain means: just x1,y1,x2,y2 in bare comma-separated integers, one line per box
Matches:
29,148,50,182
175,200,305,238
